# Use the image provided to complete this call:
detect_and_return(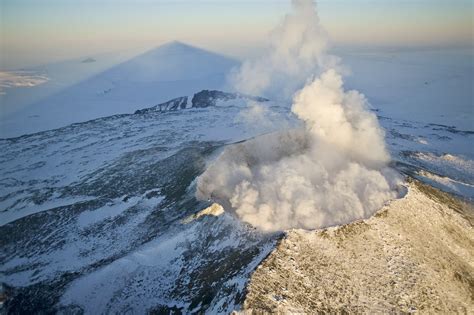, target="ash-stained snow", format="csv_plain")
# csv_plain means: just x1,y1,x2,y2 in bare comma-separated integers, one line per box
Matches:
243,180,474,313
